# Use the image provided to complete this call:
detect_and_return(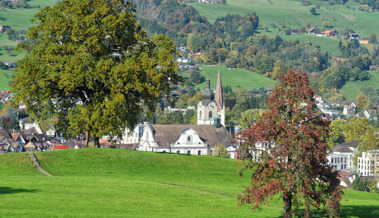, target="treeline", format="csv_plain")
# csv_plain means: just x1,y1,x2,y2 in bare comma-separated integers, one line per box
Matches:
152,85,268,127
